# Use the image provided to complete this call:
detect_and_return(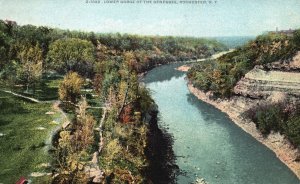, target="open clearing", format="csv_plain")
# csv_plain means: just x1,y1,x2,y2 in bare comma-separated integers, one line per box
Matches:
0,91,58,183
